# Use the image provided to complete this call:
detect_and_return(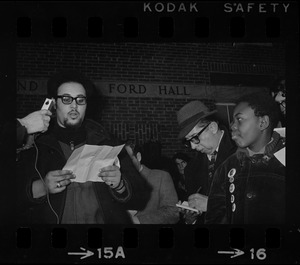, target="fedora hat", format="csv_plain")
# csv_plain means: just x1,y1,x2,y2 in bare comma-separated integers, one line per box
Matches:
177,101,217,139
